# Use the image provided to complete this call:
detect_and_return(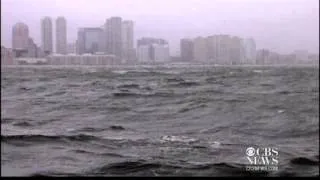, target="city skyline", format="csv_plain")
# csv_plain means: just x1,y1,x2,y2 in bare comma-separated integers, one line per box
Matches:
4,17,318,66
1,0,319,55
5,14,319,65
